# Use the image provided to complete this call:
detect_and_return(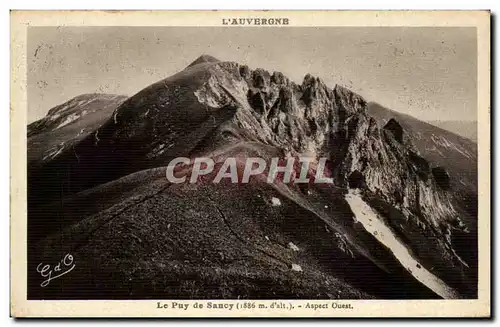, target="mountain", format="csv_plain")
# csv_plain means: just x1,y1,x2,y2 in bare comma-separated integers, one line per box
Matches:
426,120,477,143
27,55,477,300
28,93,128,169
